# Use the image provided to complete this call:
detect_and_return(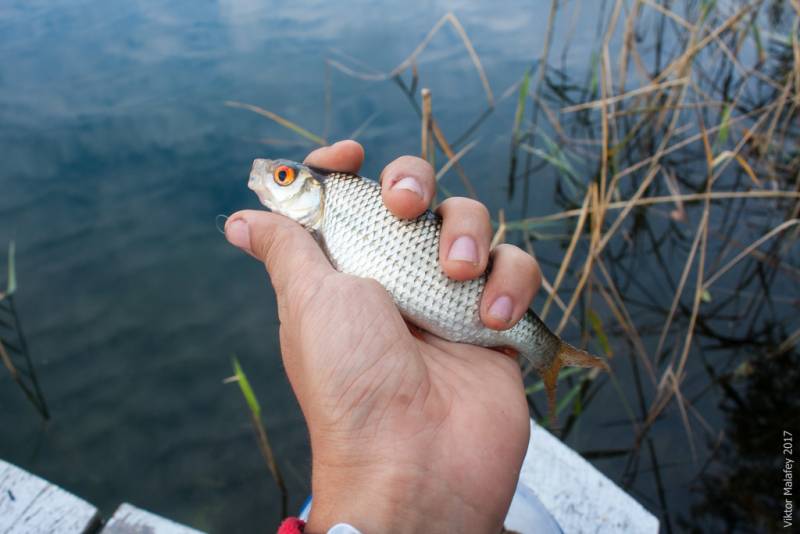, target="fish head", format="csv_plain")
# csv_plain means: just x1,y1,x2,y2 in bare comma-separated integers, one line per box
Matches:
249,158,324,229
